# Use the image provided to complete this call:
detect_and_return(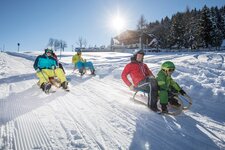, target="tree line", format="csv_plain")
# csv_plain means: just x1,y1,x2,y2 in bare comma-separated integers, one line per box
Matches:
48,38,67,51
137,5,225,50
47,37,89,52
